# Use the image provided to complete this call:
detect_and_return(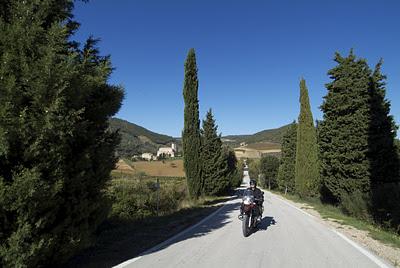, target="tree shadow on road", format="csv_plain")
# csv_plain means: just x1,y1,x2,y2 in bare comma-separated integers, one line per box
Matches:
64,194,241,268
